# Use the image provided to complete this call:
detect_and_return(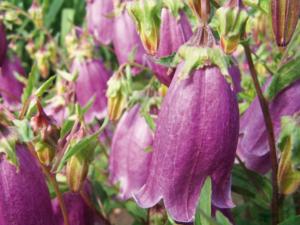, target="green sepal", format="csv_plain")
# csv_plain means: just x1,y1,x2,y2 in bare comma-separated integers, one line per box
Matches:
163,0,184,18
173,45,231,82
0,126,19,167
